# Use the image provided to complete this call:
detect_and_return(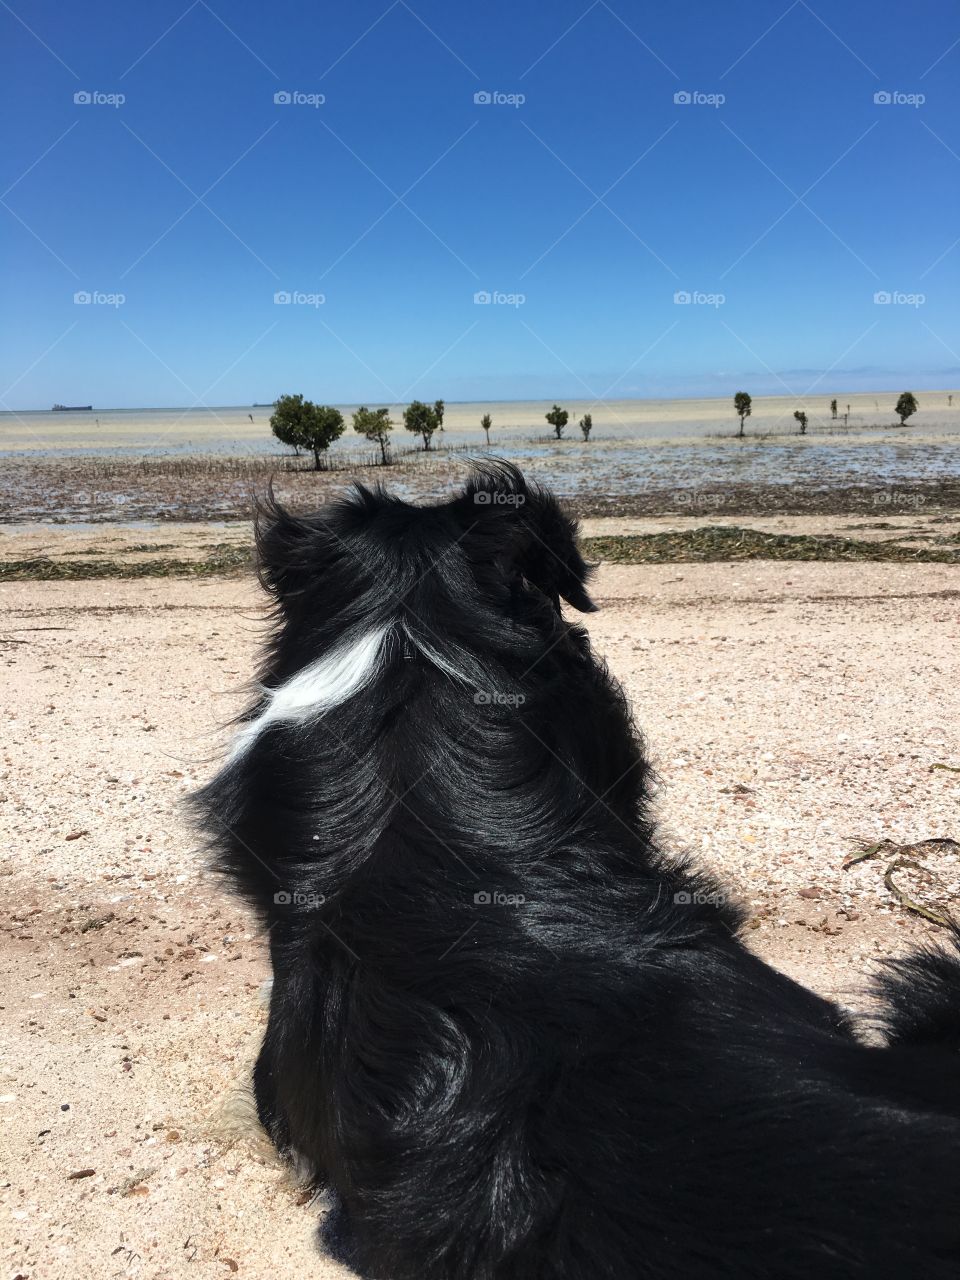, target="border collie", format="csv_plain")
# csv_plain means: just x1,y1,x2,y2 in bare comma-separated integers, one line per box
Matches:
194,463,960,1279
